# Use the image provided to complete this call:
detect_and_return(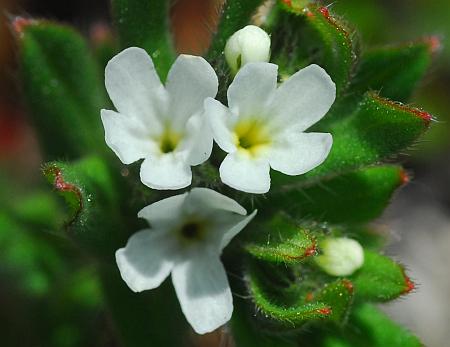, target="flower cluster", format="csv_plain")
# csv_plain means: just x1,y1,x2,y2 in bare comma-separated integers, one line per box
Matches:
101,26,339,334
